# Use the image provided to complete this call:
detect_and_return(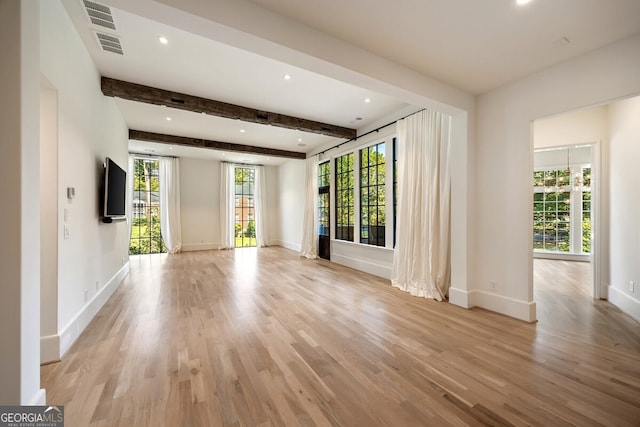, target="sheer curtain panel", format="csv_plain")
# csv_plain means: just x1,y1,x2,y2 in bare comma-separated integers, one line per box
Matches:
219,162,235,249
391,109,452,300
255,165,269,247
159,157,182,253
300,155,319,258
